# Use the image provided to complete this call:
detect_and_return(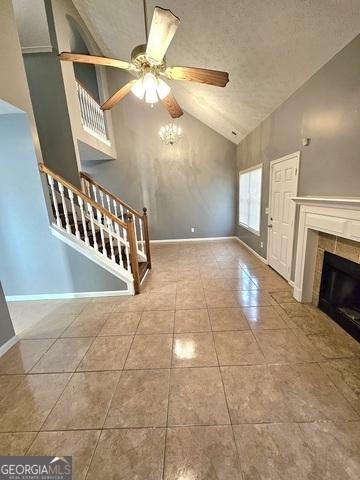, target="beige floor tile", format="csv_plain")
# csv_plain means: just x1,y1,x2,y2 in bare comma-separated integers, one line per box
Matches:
31,337,93,373
214,331,265,365
320,358,360,414
208,308,249,331
164,426,242,480
307,331,360,358
280,302,310,316
175,290,207,309
254,329,323,363
0,374,25,402
242,305,290,330
29,430,100,480
221,363,358,424
0,339,54,374
0,432,36,455
174,309,211,333
77,336,133,371
172,333,218,367
269,289,296,303
168,367,230,426
61,313,108,337
21,314,77,339
99,311,141,335
299,421,360,479
42,371,120,430
125,334,172,369
80,301,115,315
234,423,316,480
137,310,175,334
111,294,148,312
86,428,165,480
202,276,257,291
144,292,176,311
105,369,170,427
0,373,70,431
